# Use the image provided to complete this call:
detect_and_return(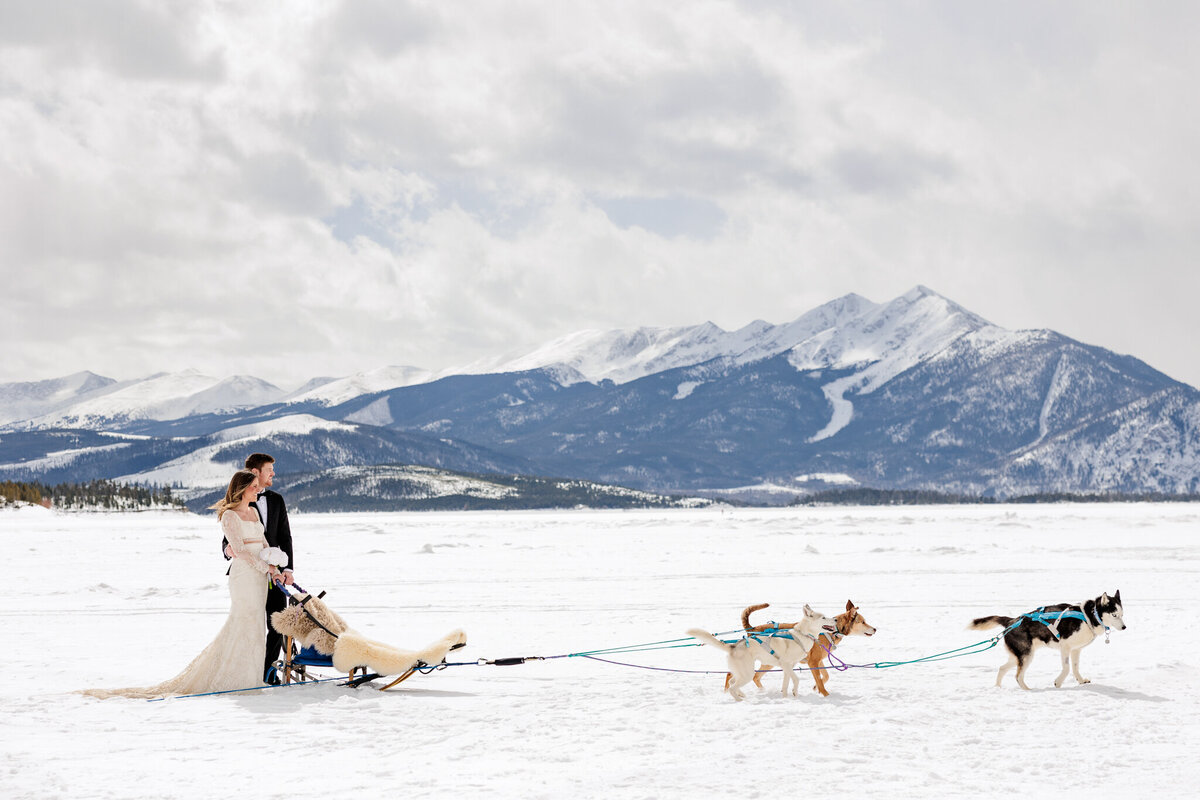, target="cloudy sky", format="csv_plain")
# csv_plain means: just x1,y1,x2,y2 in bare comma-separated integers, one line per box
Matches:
2,1,1198,390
